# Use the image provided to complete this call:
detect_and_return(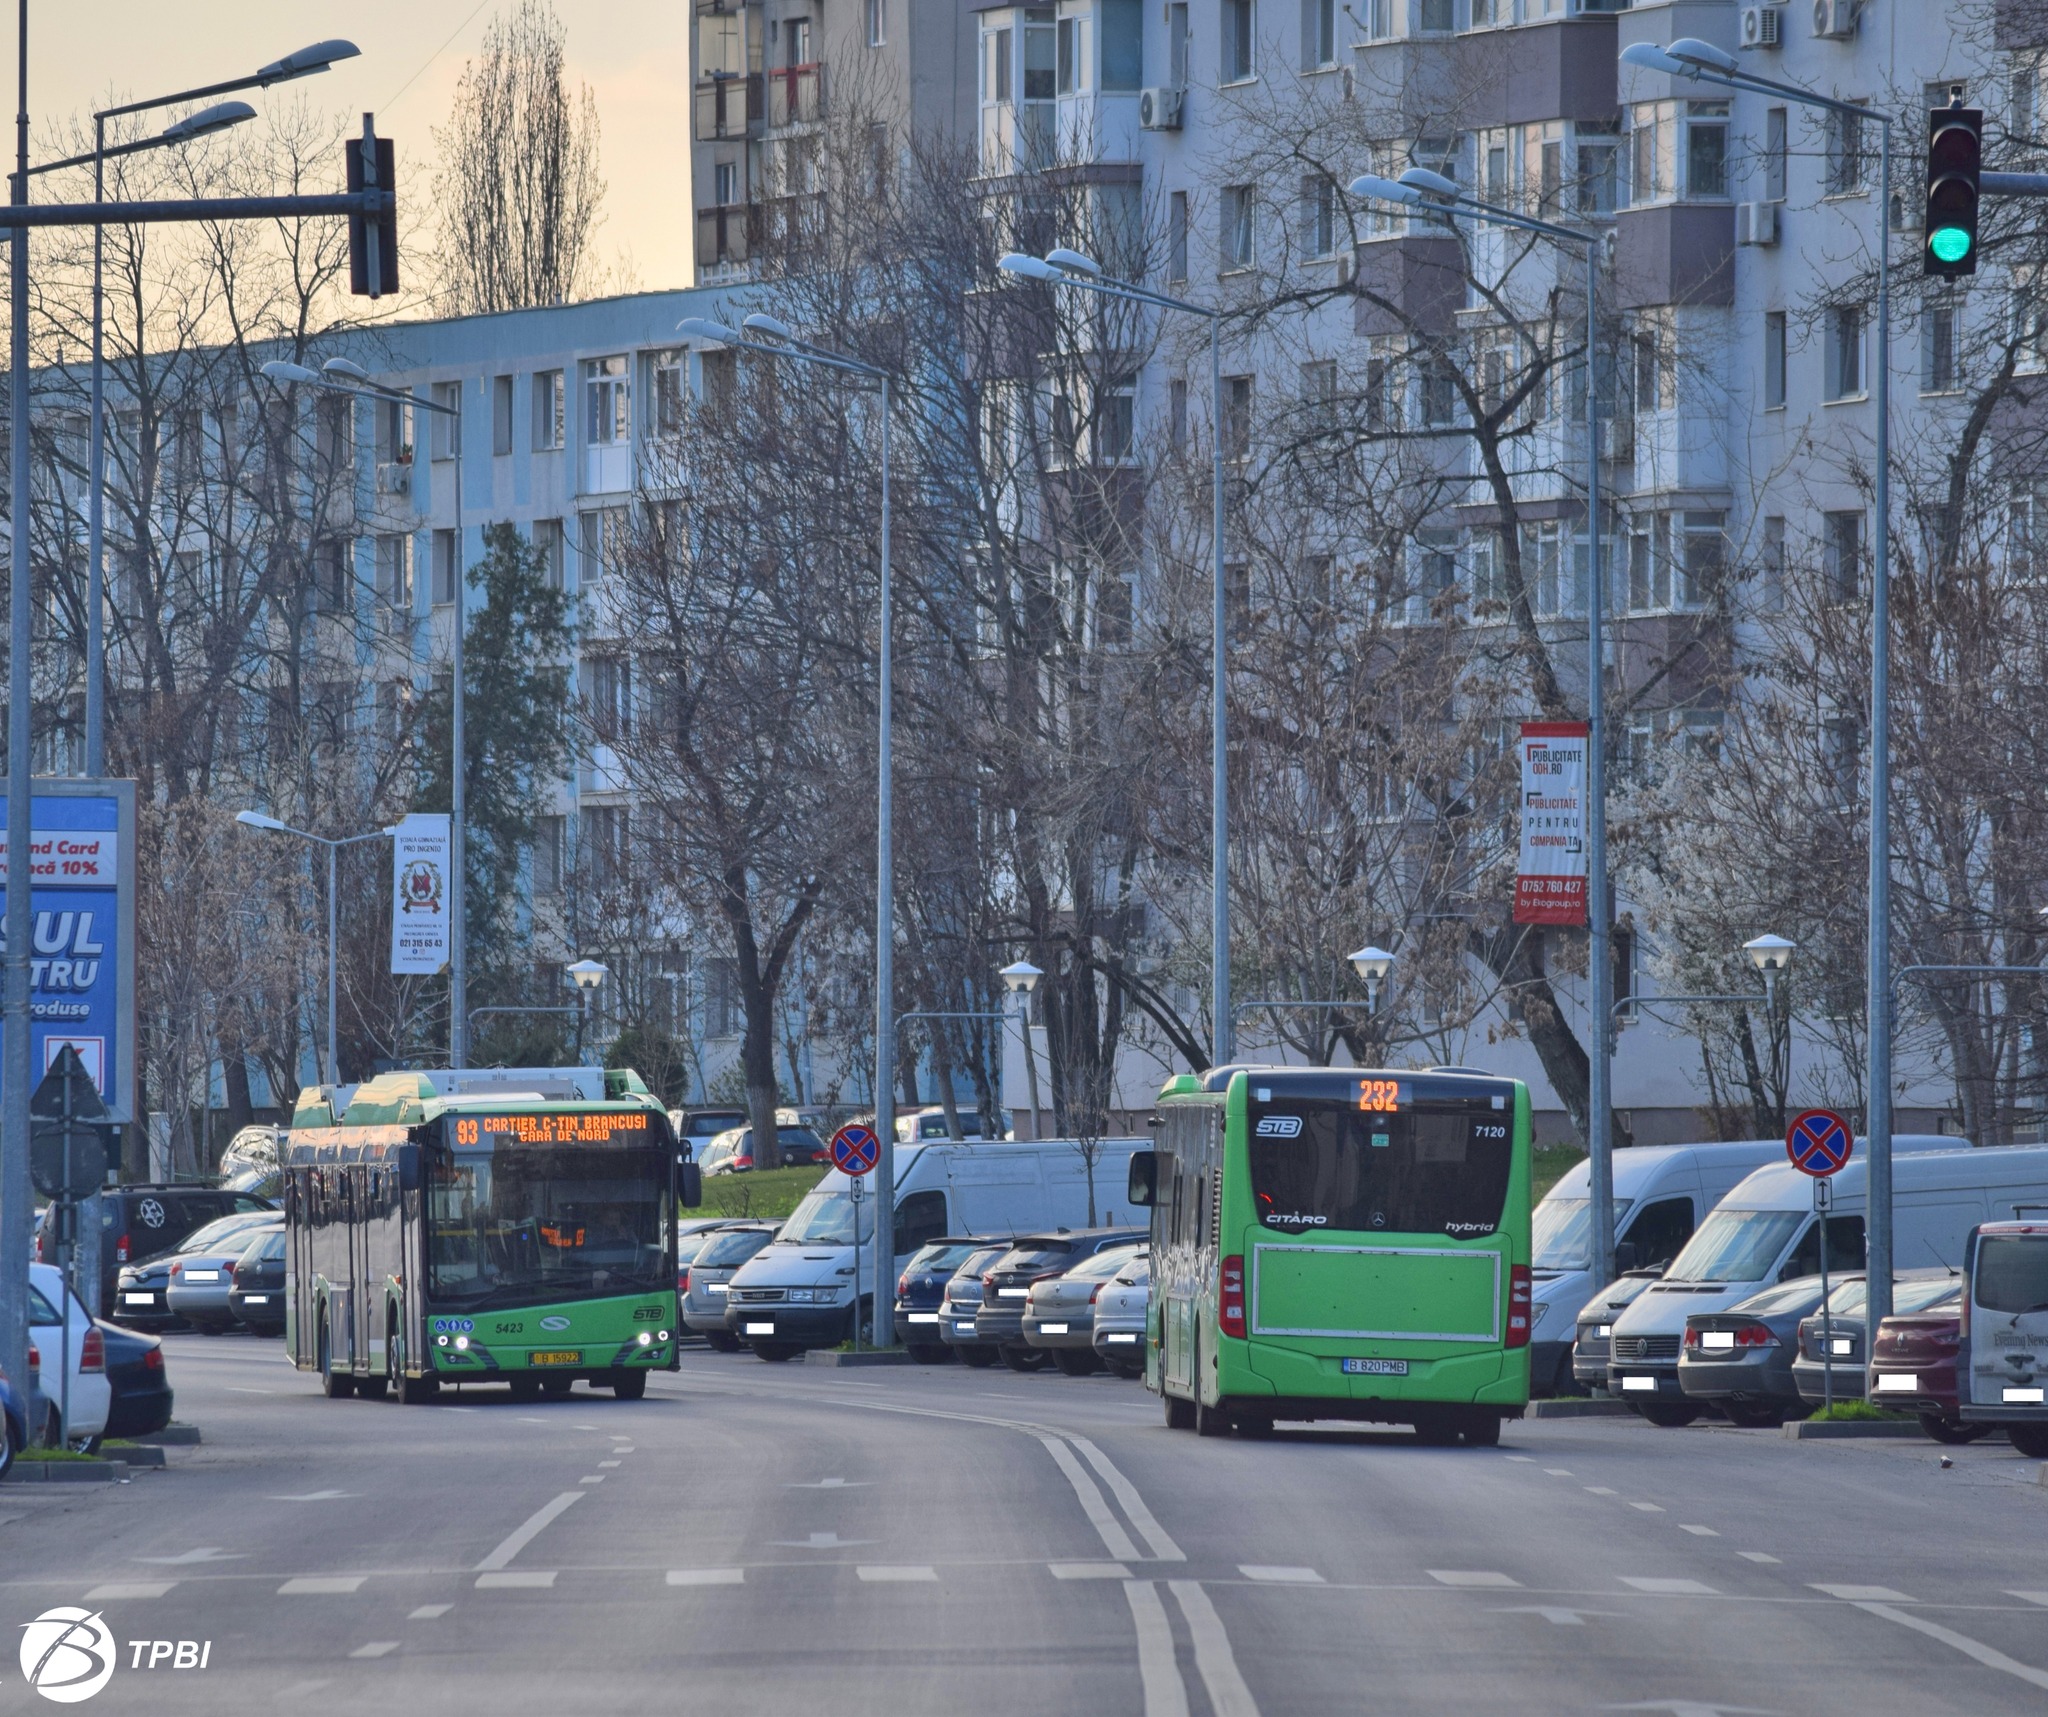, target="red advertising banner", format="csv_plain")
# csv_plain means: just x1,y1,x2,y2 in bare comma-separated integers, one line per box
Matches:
1515,721,1588,926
